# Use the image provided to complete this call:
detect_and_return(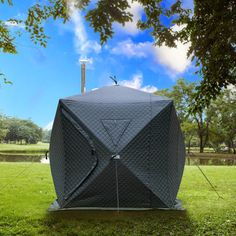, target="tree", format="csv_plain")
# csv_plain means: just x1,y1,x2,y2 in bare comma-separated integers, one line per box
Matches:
194,112,209,153
1,0,236,109
0,114,8,142
155,78,210,153
181,121,197,154
4,118,20,143
208,87,236,154
42,129,52,143
4,117,42,144
155,79,196,123
19,120,42,144
208,125,225,153
159,79,196,123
